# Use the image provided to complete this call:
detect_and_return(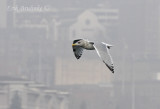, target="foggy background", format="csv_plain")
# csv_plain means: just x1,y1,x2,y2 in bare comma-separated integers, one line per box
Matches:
0,0,160,109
